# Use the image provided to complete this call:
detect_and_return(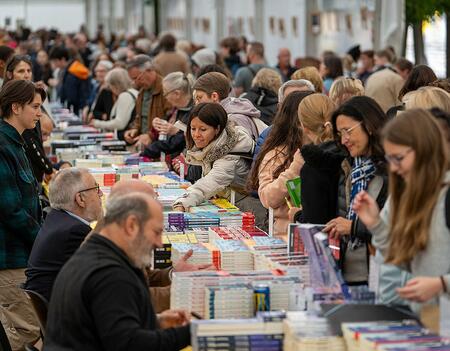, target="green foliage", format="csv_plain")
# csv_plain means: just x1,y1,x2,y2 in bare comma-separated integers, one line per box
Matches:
405,0,449,24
